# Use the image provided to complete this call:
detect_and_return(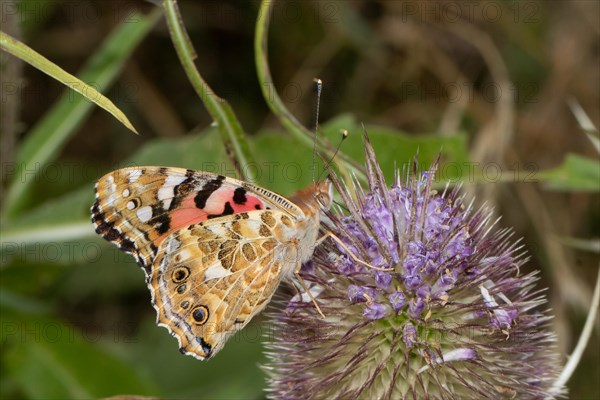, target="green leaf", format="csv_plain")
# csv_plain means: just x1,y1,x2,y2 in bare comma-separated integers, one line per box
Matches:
2,314,158,398
539,154,600,192
127,317,266,399
0,289,53,315
0,185,96,263
320,114,470,183
0,31,137,134
2,9,161,218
